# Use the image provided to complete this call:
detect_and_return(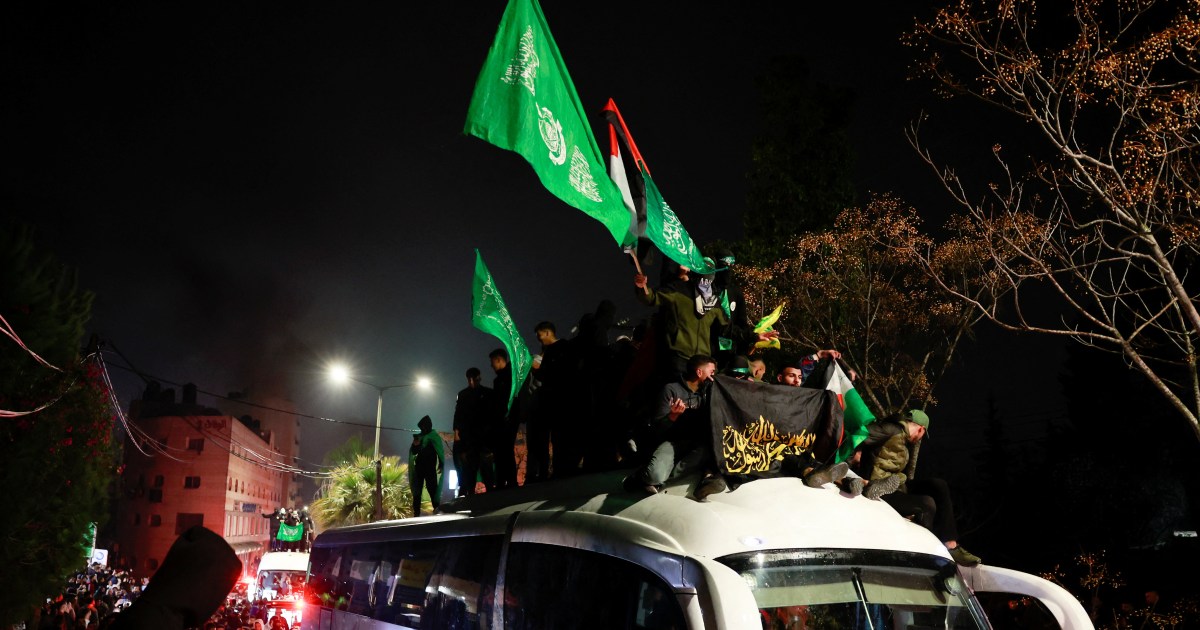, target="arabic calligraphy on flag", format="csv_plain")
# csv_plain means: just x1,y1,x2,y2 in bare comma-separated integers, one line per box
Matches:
709,376,844,477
